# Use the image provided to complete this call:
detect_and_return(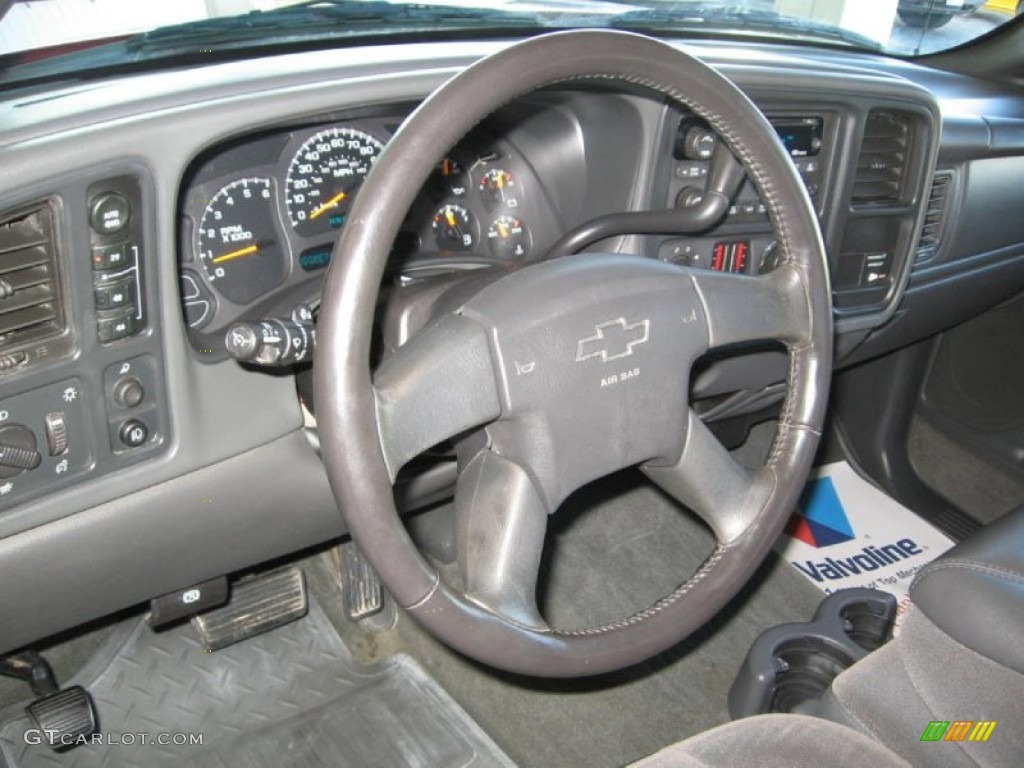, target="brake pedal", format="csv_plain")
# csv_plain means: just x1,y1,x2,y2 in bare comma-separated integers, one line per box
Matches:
193,567,307,651
27,687,97,749
340,541,384,621
1,651,97,750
